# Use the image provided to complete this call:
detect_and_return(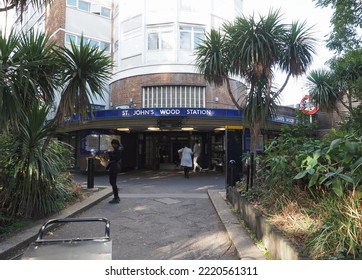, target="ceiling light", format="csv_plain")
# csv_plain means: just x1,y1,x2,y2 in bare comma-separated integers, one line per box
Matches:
147,127,160,131
181,127,194,131
214,127,225,131
117,128,130,132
